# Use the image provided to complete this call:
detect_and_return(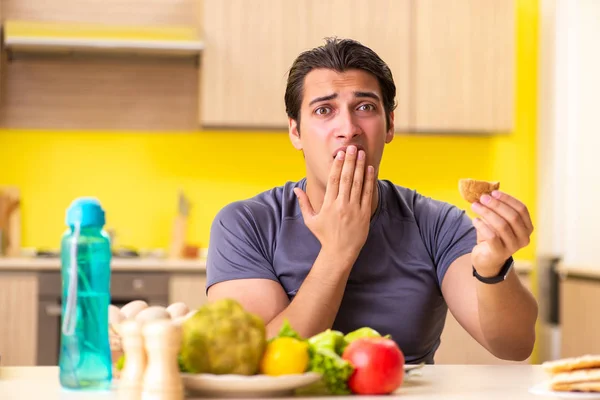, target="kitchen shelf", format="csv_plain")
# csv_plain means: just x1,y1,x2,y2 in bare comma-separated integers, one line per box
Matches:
1,20,204,57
